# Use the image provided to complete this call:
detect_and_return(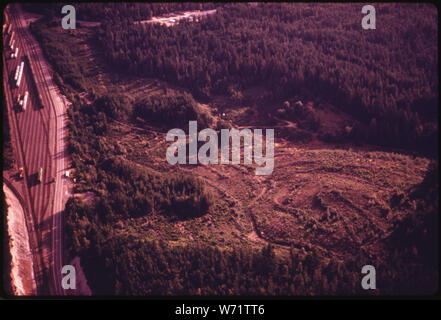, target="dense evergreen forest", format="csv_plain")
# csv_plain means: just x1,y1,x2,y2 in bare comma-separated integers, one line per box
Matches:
26,2,438,153
94,2,437,153
24,3,438,296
